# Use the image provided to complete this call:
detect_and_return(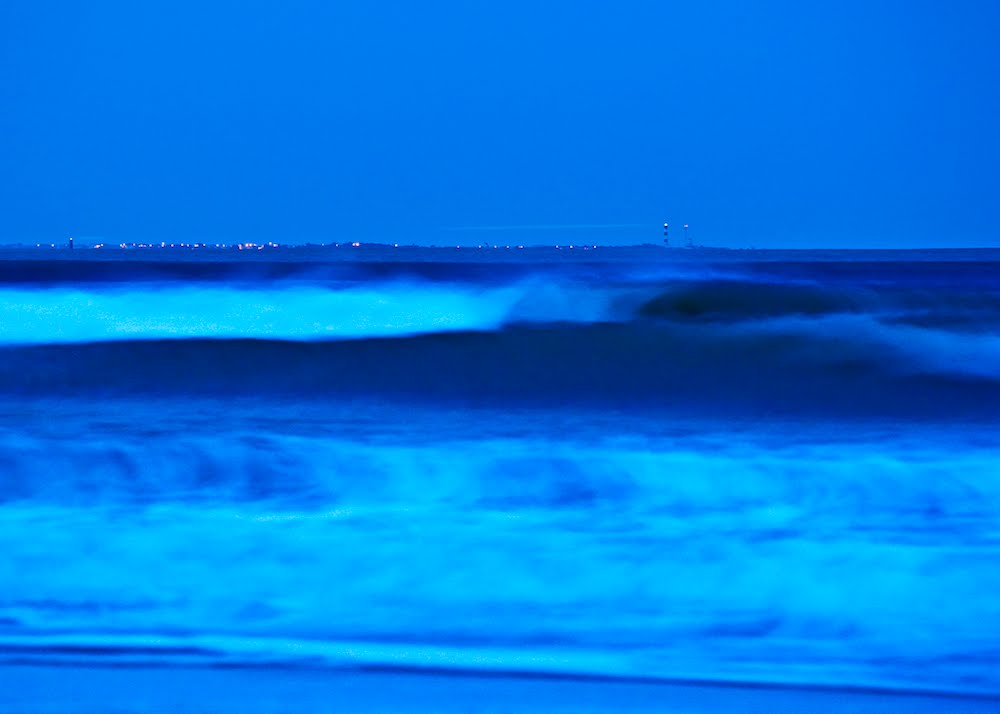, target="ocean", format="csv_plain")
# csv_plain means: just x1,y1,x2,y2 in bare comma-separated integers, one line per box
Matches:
0,246,998,706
